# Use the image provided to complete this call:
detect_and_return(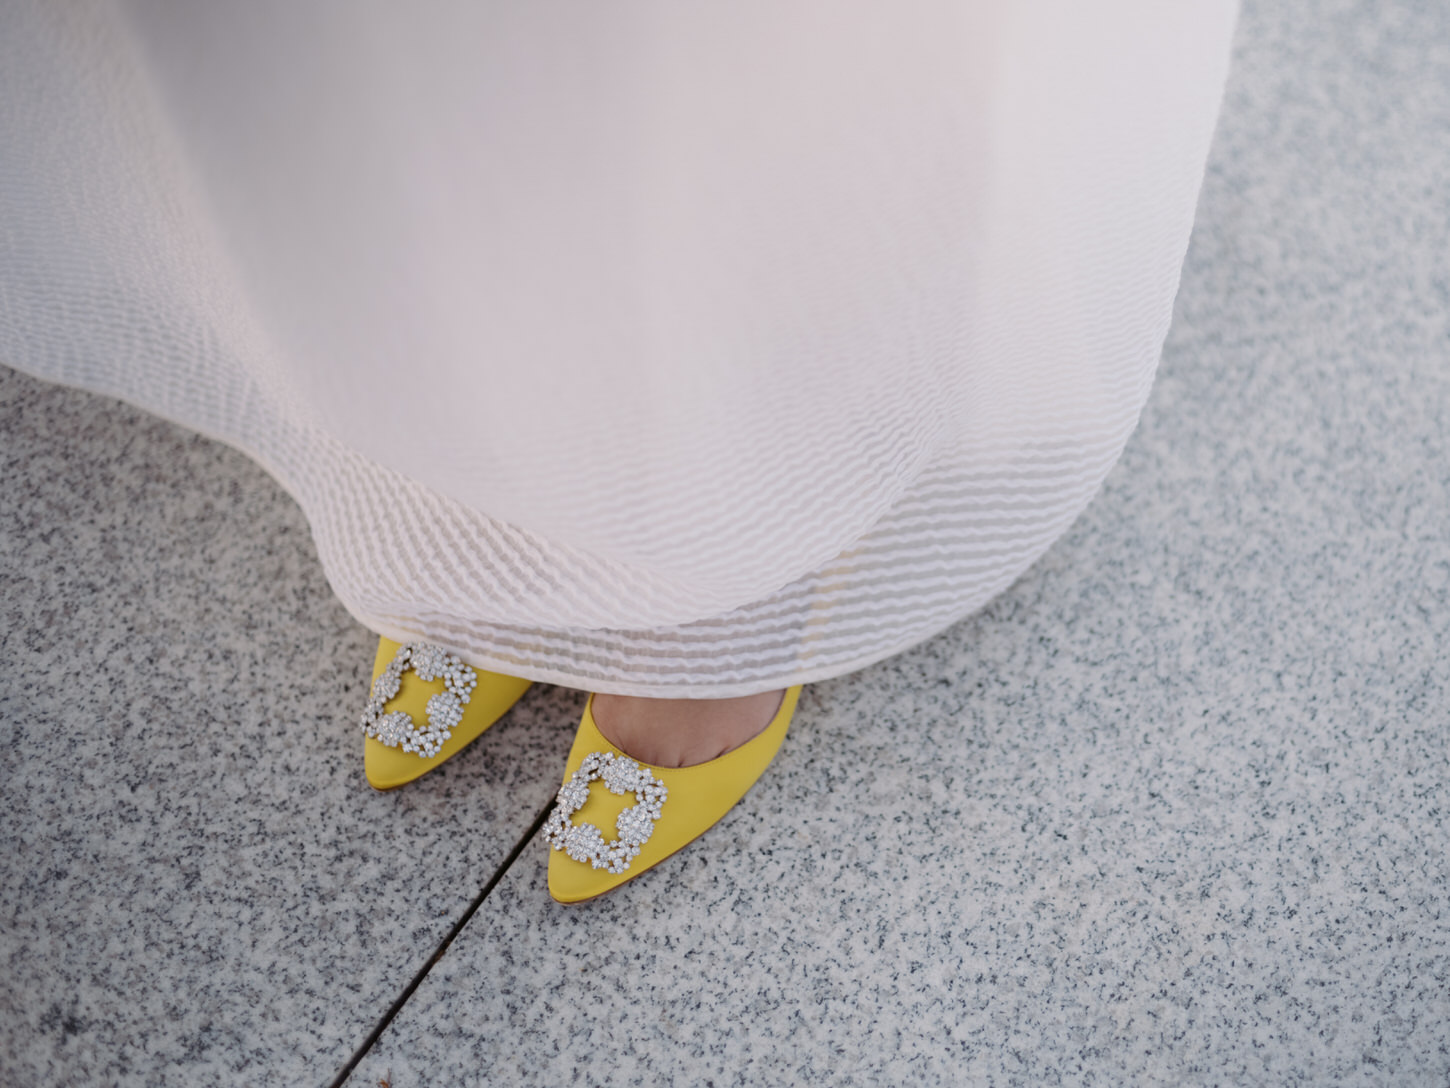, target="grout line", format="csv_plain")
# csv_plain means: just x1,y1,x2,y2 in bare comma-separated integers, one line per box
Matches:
326,798,555,1088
